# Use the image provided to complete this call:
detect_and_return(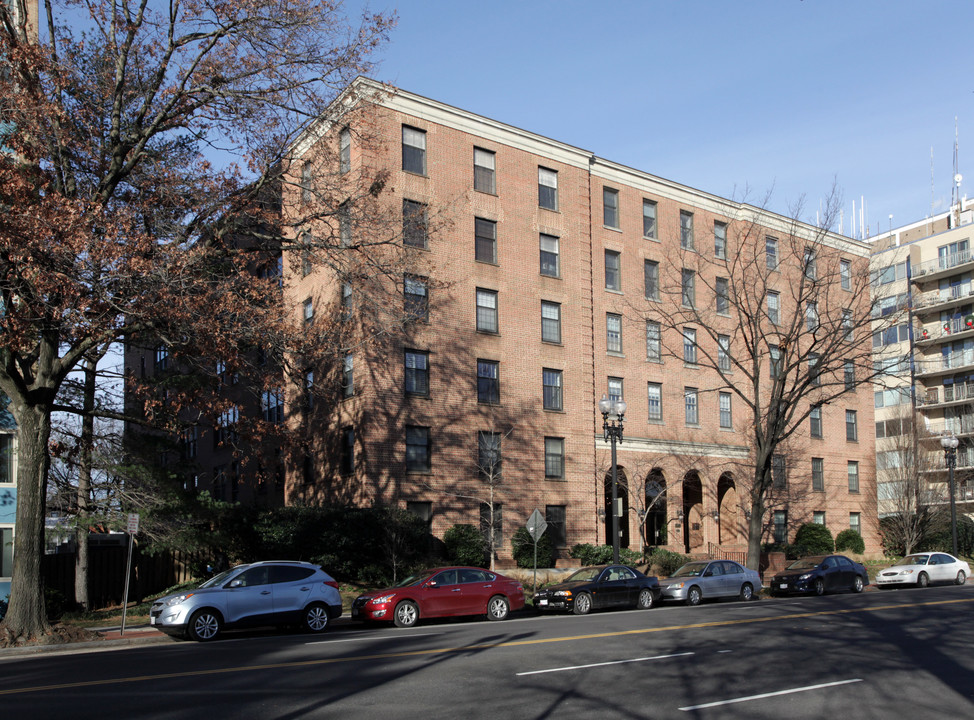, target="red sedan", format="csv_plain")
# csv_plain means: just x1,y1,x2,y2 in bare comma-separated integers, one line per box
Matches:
351,566,525,628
